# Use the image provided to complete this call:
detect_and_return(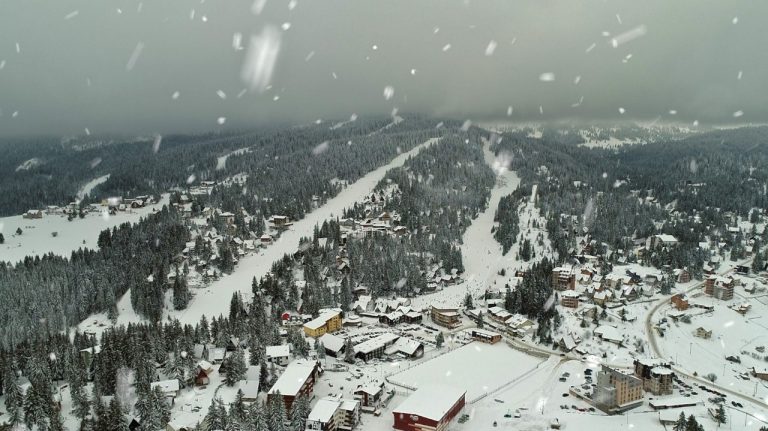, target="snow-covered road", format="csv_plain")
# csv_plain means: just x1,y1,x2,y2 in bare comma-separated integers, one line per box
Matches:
167,137,440,325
